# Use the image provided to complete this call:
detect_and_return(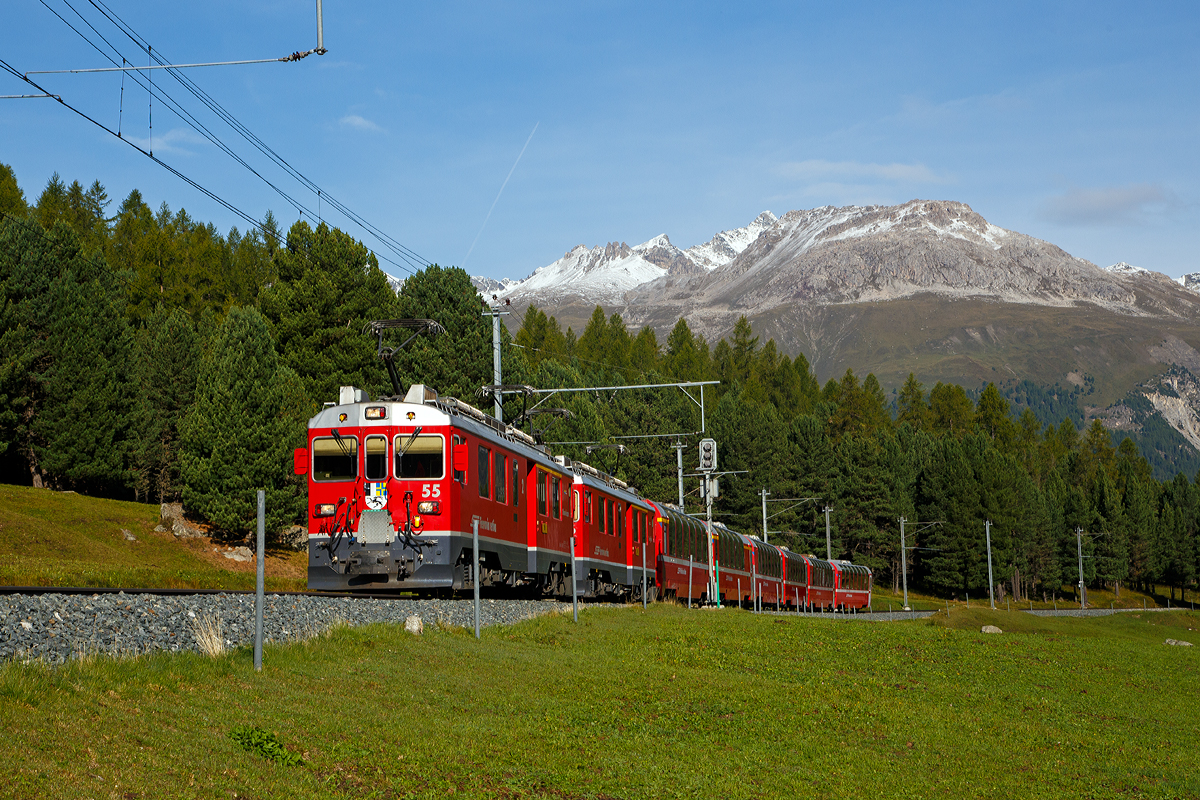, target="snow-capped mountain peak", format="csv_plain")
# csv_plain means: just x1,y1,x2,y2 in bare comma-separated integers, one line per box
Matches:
496,212,777,304
499,237,670,304
685,211,777,270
